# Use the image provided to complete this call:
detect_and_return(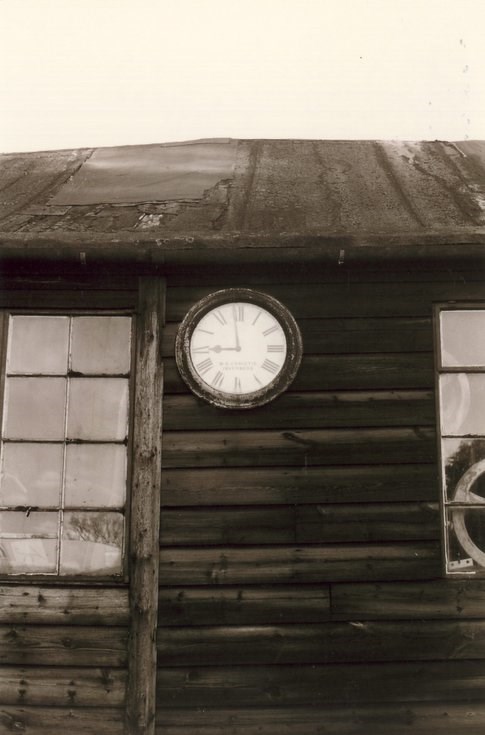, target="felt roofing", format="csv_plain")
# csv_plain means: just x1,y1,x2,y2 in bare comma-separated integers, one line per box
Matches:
1,139,485,265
